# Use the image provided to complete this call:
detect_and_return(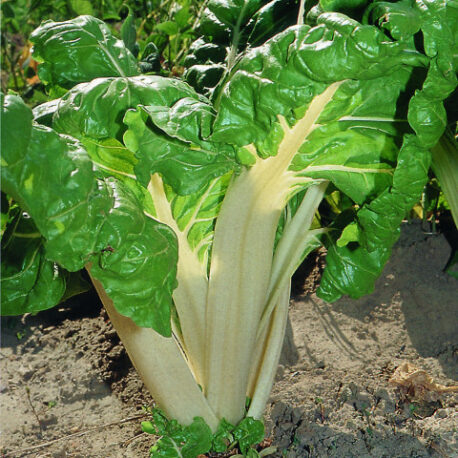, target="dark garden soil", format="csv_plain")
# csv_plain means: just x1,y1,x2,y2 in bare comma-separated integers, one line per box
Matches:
1,221,457,457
